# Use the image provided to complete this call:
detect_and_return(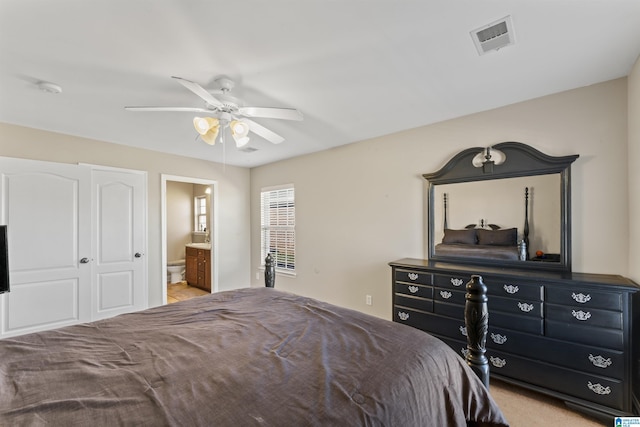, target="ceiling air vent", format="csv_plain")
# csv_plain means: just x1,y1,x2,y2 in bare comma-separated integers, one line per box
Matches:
239,146,258,153
471,16,515,55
